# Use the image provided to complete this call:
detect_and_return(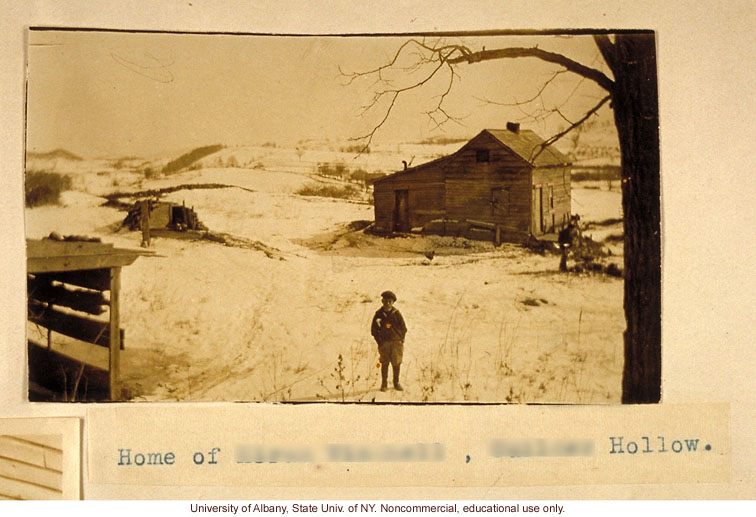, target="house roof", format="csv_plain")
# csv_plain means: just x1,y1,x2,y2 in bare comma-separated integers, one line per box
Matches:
482,129,571,168
373,127,571,185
